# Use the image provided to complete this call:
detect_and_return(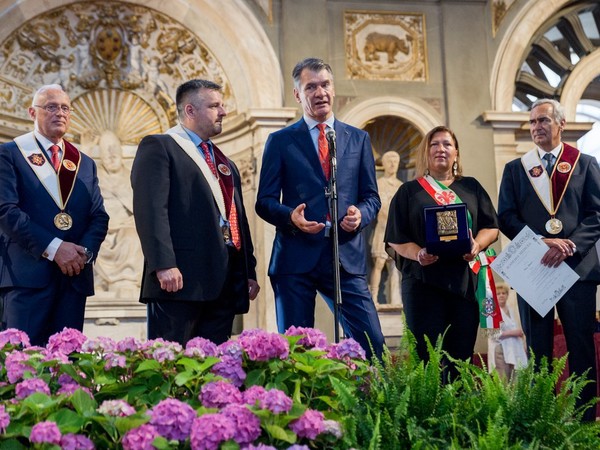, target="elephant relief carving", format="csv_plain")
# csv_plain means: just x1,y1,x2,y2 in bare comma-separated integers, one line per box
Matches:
363,32,412,64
